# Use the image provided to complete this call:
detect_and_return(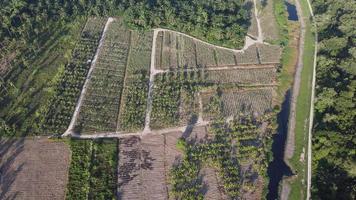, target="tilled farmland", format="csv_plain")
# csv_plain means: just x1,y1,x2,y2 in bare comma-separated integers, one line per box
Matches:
0,138,70,200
